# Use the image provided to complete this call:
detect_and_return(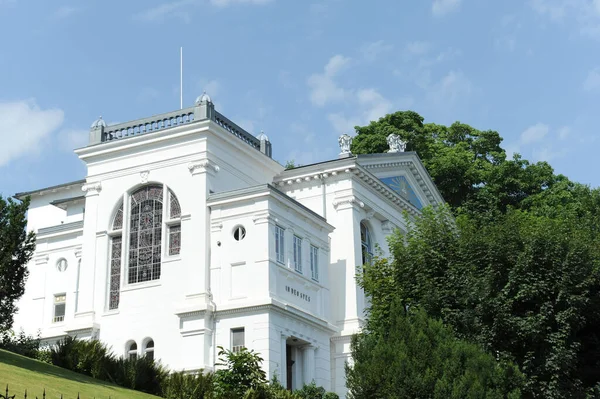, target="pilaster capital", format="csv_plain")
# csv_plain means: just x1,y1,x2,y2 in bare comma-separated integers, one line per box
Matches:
382,220,397,235
188,160,220,176
332,195,364,211
253,212,274,225
34,254,49,265
82,181,102,196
